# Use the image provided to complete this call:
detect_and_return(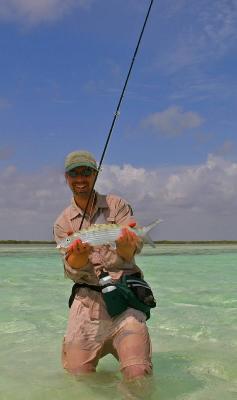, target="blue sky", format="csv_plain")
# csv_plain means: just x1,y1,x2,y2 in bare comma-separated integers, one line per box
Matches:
0,0,237,240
